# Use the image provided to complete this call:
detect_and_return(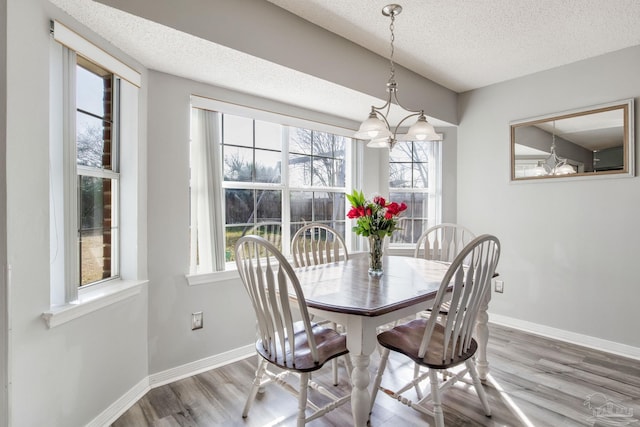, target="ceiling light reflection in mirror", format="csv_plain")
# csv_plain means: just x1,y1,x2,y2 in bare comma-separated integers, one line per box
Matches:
510,99,634,181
